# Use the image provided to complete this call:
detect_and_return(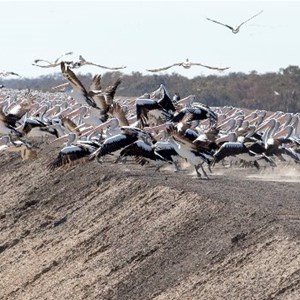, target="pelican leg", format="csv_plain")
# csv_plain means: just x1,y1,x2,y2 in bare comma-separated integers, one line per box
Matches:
114,156,122,164
155,165,162,173
194,165,202,178
114,156,127,164
174,161,181,172
253,160,260,170
121,156,128,164
199,163,209,179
